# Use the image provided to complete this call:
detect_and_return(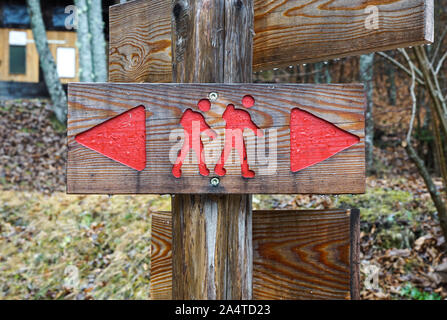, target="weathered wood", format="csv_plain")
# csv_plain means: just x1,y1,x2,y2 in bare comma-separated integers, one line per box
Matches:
171,0,254,300
252,0,434,70
150,209,359,300
67,83,365,194
109,0,434,81
172,195,252,299
109,0,172,83
253,209,354,300
150,211,173,300
350,208,361,300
